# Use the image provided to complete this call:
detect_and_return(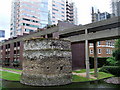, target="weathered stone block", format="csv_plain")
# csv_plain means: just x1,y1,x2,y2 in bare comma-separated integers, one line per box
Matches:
20,38,72,86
